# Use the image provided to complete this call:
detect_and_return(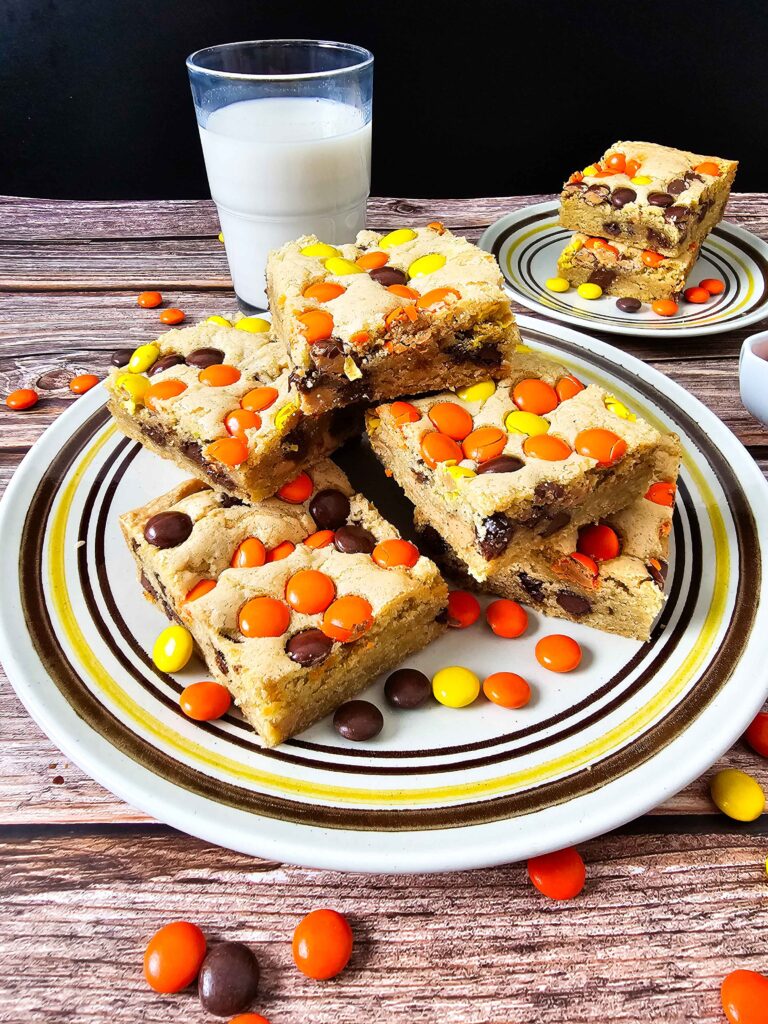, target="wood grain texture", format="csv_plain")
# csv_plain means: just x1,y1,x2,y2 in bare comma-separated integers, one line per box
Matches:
2,827,767,1023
